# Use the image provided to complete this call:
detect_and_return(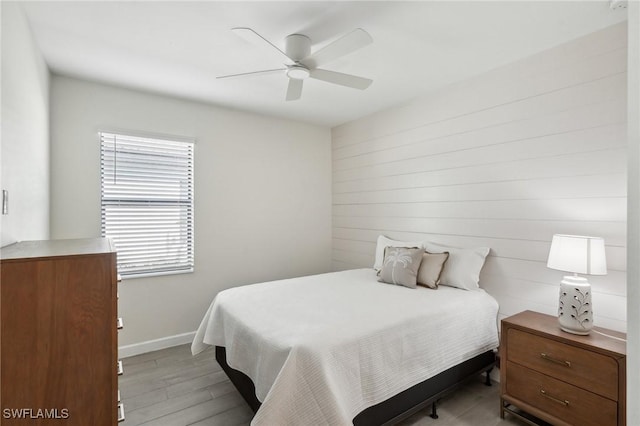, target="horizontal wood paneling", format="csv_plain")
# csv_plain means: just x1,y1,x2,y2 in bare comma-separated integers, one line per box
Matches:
334,107,625,181
332,26,627,147
334,145,627,194
334,174,626,205
333,197,627,222
333,216,626,247
331,23,628,332
333,71,626,162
